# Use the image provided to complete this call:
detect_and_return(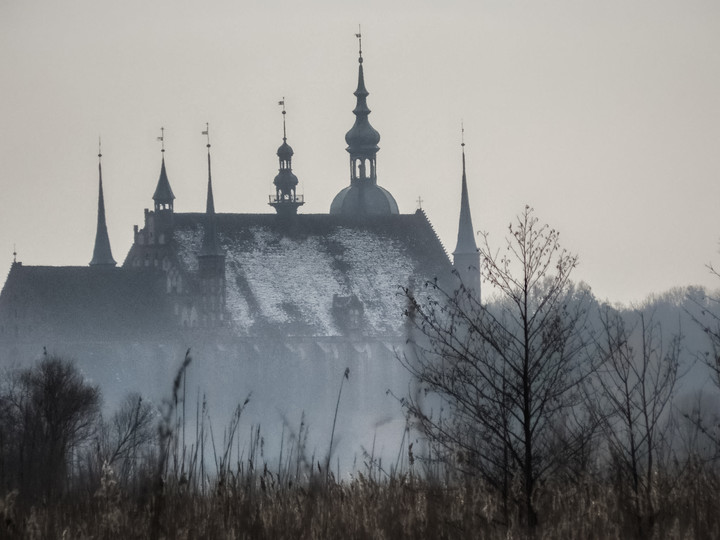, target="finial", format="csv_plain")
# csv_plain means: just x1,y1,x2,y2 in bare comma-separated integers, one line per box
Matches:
13,244,16,263
461,122,466,172
157,127,165,153
98,136,102,160
417,196,423,210
355,25,363,63
202,123,211,148
279,98,287,141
